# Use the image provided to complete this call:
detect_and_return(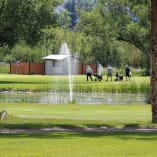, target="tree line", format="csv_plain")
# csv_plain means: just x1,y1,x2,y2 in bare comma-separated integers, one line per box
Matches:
0,0,150,73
